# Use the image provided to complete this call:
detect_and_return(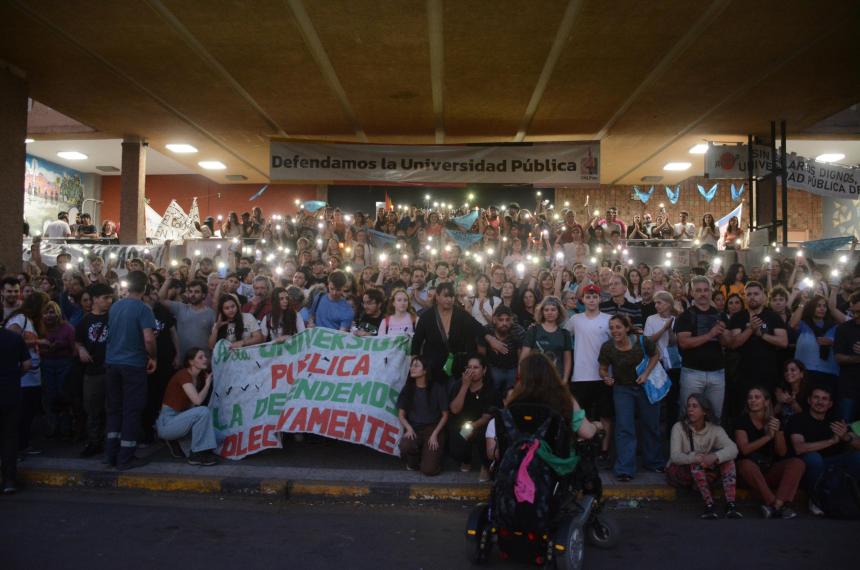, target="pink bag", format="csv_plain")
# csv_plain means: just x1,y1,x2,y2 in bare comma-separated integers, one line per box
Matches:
514,440,541,504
